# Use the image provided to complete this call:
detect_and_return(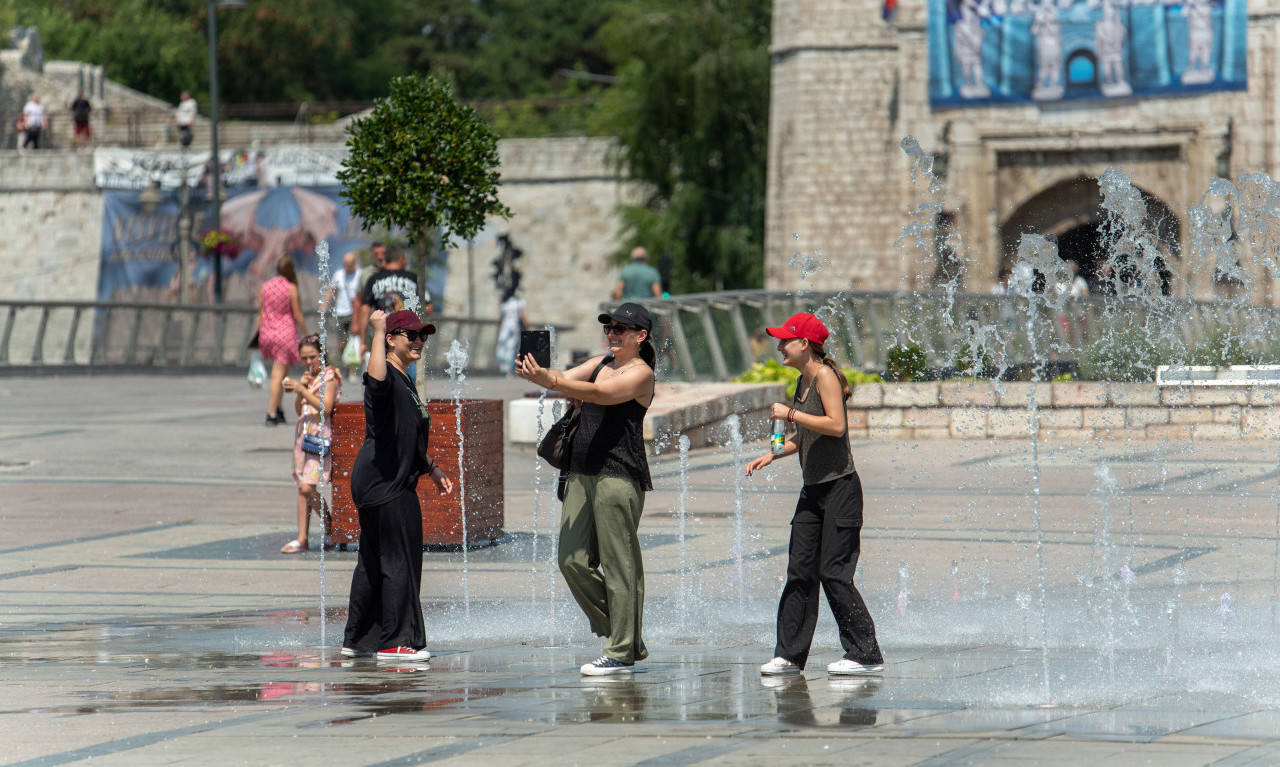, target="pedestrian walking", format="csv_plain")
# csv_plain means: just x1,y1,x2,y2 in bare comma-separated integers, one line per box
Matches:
515,303,656,675
746,312,884,677
342,309,453,662
258,256,308,426
280,336,341,554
